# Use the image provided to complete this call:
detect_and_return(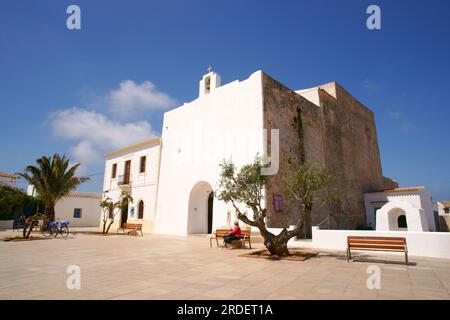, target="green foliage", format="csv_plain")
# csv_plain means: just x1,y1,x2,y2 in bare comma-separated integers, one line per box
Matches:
283,160,333,210
100,191,133,234
294,107,305,162
18,154,89,220
100,191,133,214
217,156,267,219
0,185,43,220
0,185,26,220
